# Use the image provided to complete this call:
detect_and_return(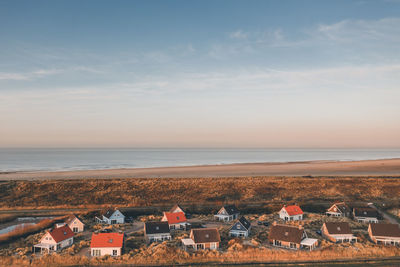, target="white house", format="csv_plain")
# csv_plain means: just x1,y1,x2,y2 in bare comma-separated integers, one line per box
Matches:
33,225,74,254
144,221,172,243
368,223,400,245
326,202,351,217
229,216,251,237
90,232,124,257
279,205,303,221
97,208,125,224
161,212,187,230
65,215,85,233
353,208,379,223
214,205,239,222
